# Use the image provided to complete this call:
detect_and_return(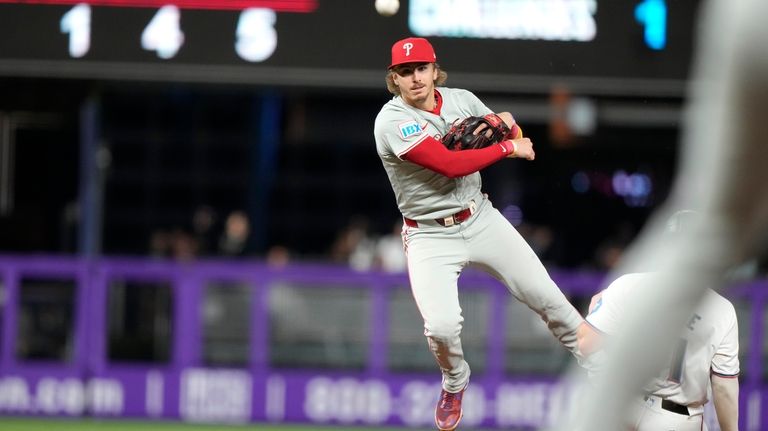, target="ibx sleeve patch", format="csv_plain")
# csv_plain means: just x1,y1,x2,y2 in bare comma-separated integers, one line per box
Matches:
398,121,424,139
